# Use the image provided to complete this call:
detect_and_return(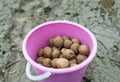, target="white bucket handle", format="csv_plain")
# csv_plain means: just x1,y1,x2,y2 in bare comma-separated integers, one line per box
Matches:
26,62,52,81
